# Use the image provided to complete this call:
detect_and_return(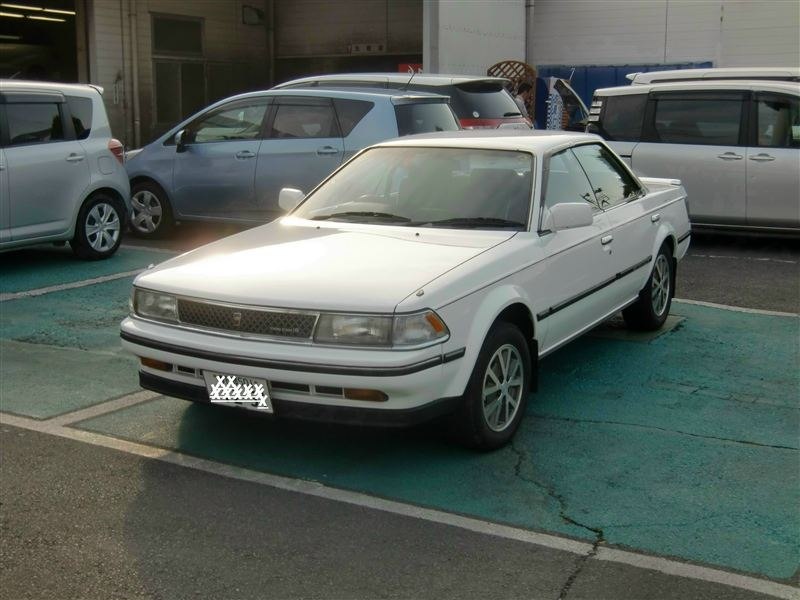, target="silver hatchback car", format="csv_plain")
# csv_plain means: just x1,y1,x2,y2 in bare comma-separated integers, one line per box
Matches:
124,87,459,237
0,80,131,259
